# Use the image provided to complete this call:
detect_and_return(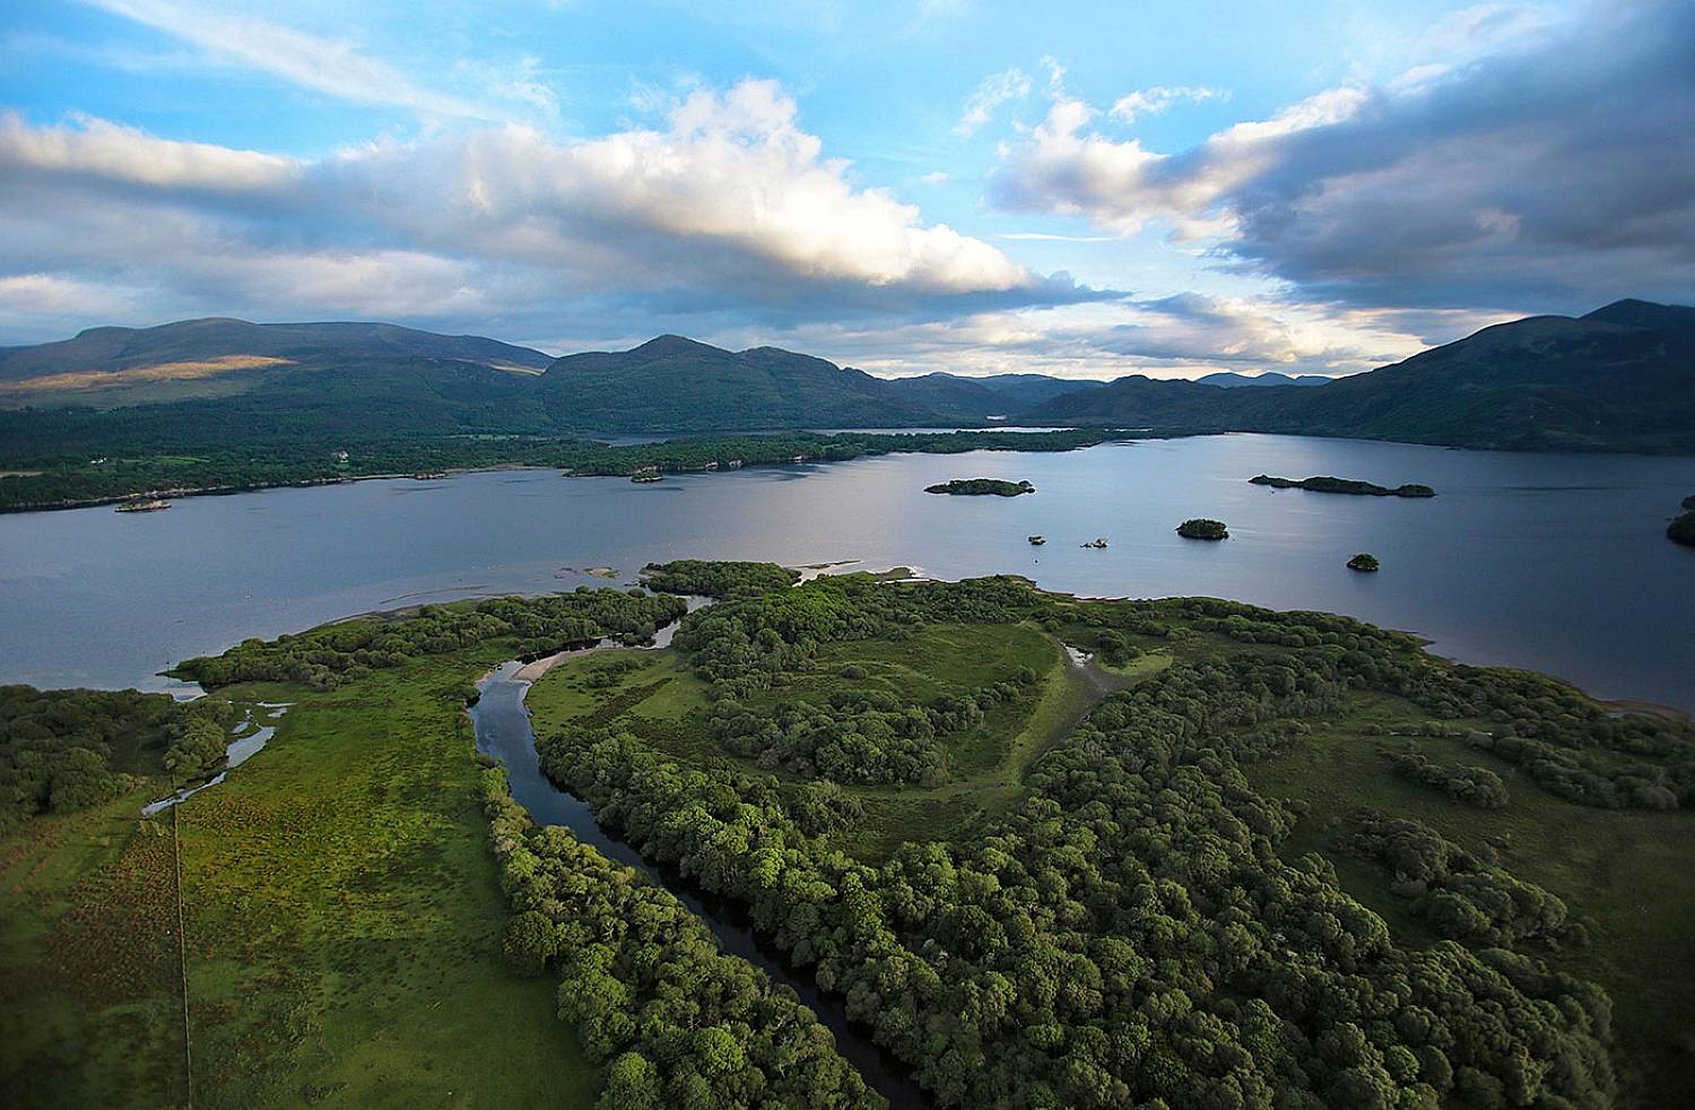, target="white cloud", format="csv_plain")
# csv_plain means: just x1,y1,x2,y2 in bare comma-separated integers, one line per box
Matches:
0,273,141,318
0,111,298,191
744,293,1440,381
0,80,1070,346
955,67,1031,137
80,0,529,120
1416,3,1552,60
1108,85,1227,123
350,79,1037,295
